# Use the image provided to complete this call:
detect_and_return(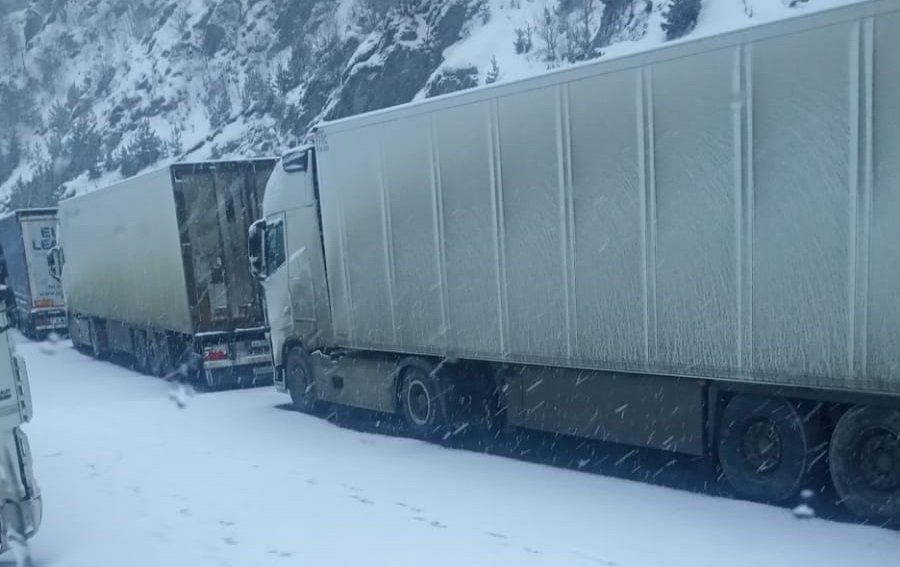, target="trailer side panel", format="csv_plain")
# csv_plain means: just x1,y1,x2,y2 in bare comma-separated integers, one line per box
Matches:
867,11,900,388
59,168,193,334
314,1,900,395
